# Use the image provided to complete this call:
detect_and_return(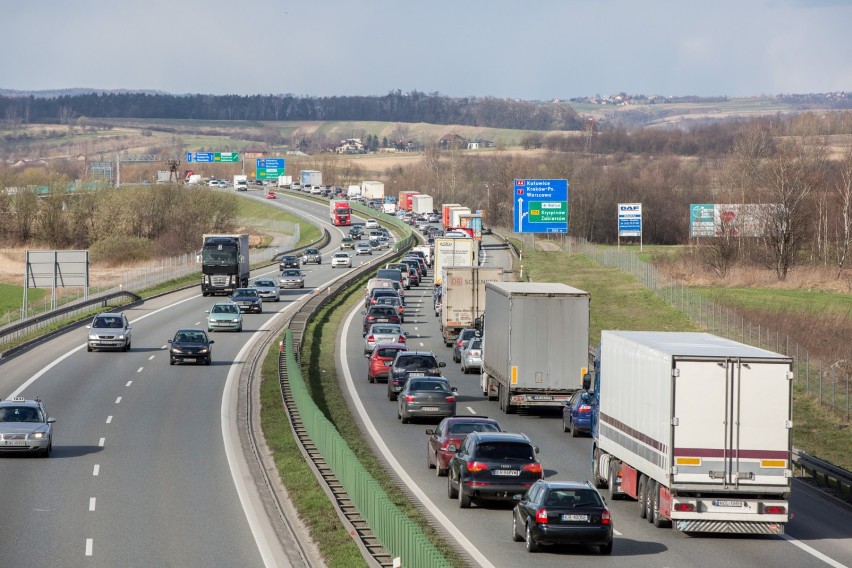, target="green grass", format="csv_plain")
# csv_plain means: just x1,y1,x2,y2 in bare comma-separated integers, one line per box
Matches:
236,198,321,248
0,284,46,322
690,286,852,318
